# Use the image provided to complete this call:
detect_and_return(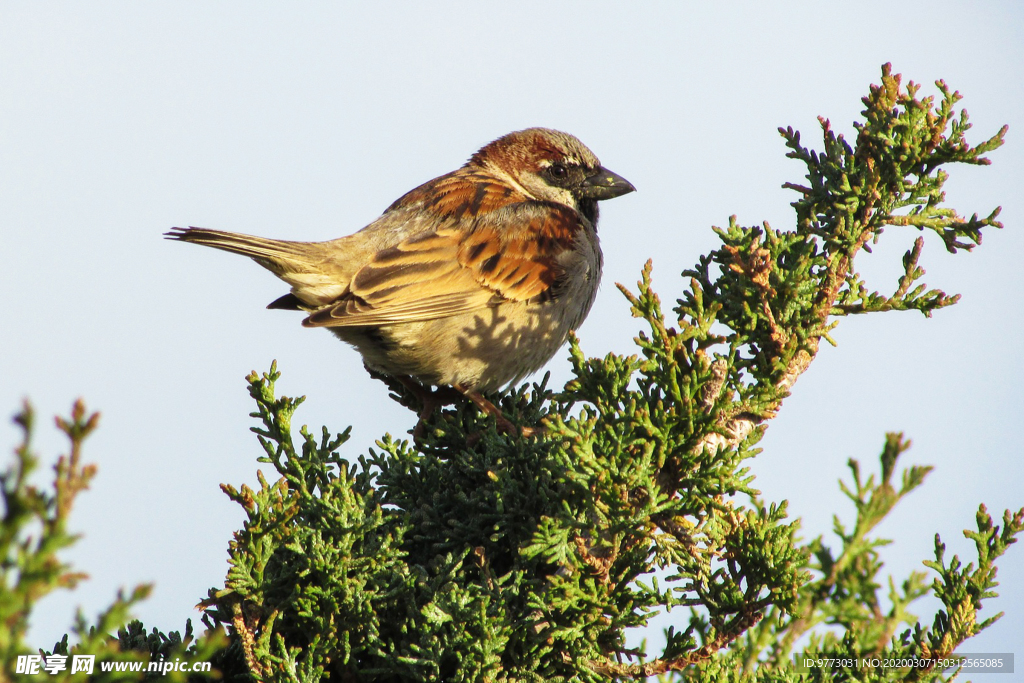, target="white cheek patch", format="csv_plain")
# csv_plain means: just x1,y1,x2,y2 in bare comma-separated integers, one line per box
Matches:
517,174,576,208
